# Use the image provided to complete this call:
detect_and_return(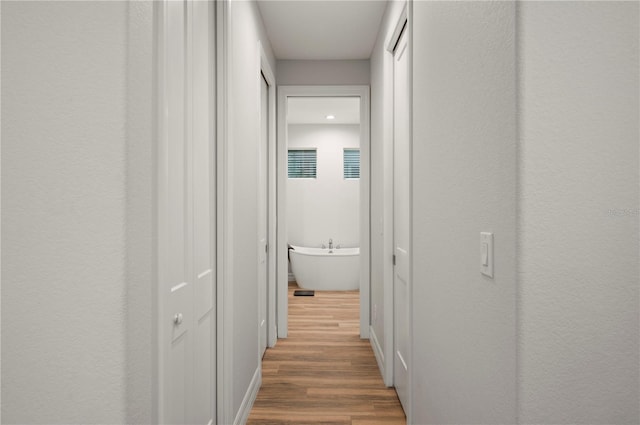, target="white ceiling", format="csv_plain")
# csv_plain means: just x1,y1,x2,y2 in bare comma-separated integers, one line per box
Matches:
288,97,360,124
257,0,388,60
